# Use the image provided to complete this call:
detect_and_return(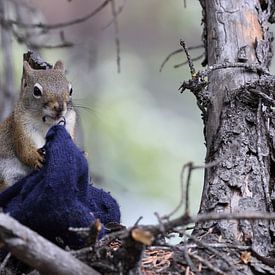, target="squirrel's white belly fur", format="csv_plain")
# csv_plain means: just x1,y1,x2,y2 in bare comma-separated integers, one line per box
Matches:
0,158,30,187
